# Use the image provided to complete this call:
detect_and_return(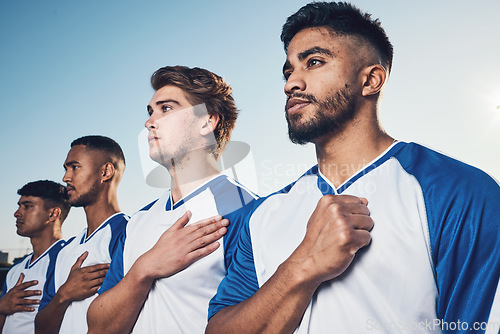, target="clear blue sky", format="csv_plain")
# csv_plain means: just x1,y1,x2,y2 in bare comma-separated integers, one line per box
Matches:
1,0,499,262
